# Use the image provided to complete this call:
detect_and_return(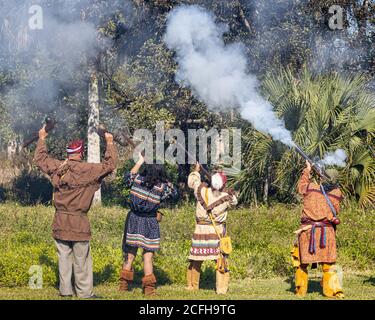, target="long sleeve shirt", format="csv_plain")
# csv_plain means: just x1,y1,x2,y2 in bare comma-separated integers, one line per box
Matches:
34,139,118,241
297,168,343,264
297,168,343,222
188,171,237,223
125,172,178,215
